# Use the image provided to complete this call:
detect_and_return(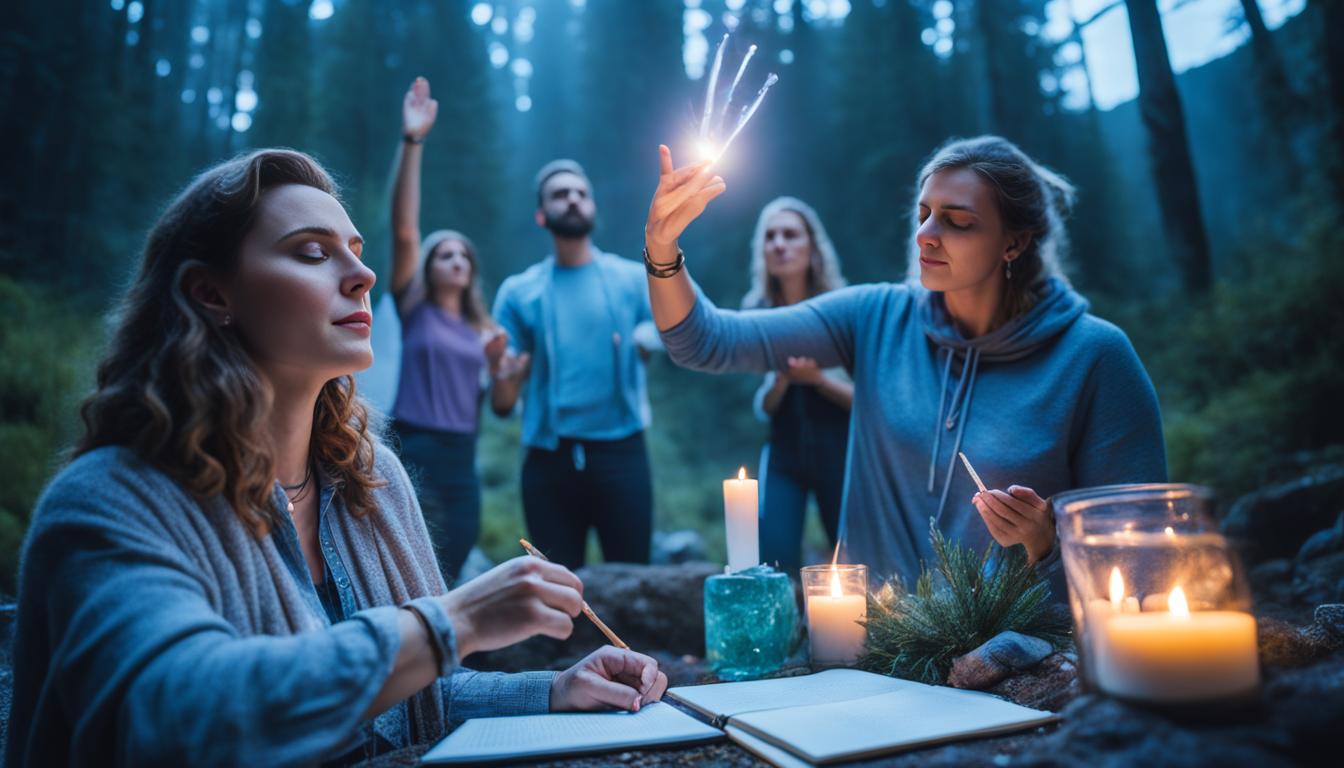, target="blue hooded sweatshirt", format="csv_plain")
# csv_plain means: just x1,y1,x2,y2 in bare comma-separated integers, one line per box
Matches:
661,277,1166,599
